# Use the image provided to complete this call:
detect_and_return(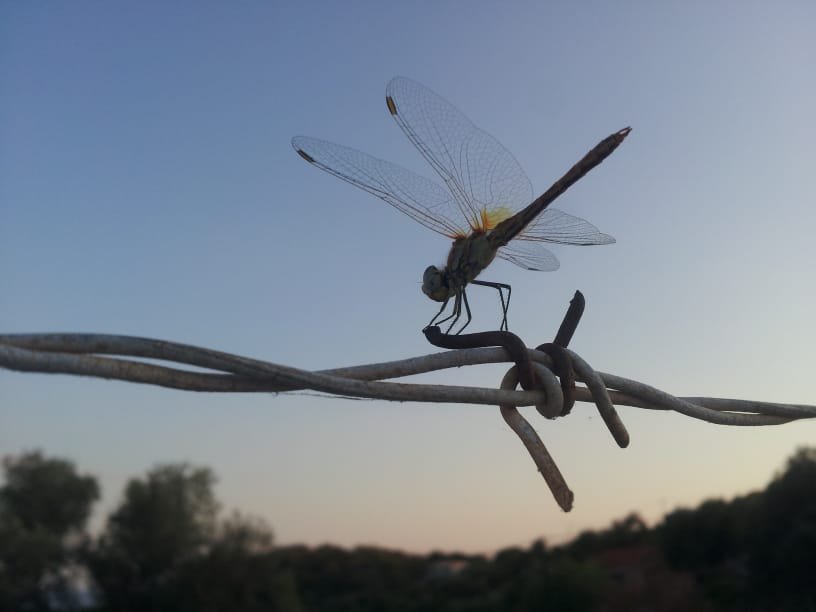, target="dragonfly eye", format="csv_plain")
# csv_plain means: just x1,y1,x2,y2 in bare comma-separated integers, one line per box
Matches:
422,266,449,302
